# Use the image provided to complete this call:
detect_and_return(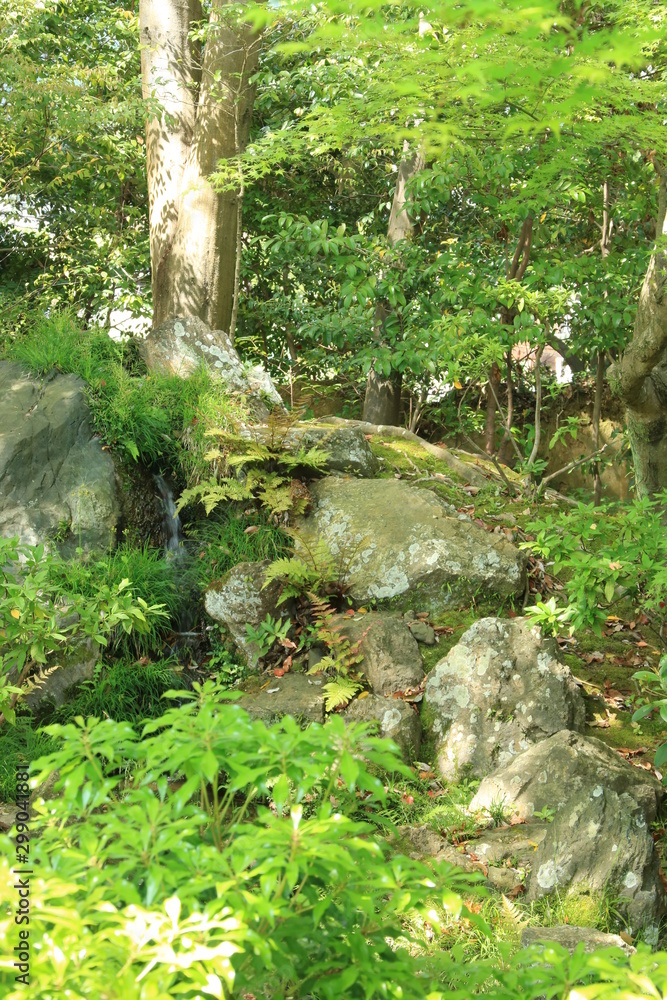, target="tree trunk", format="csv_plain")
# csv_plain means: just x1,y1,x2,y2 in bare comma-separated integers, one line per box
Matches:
484,361,501,455
610,164,667,498
140,0,260,335
362,143,424,425
140,0,201,299
363,367,403,425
